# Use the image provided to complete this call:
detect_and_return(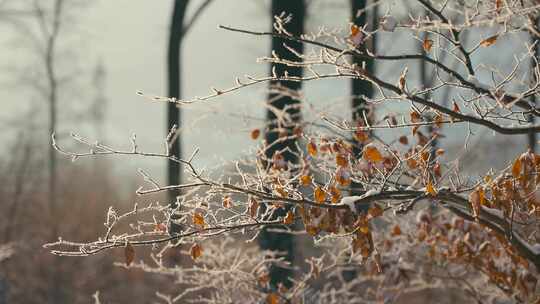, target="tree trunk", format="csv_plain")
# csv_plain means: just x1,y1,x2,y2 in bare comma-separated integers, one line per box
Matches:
529,18,539,152
167,0,189,217
350,0,374,198
259,0,305,289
